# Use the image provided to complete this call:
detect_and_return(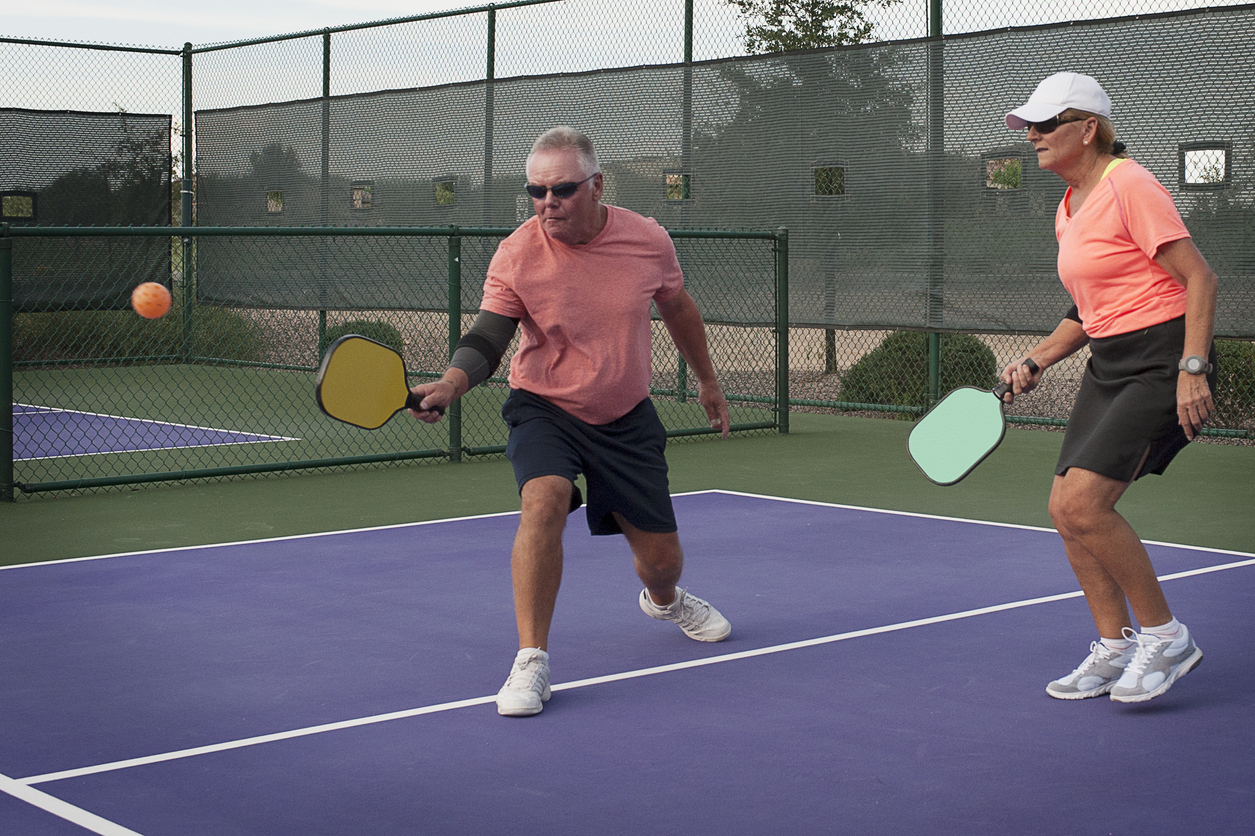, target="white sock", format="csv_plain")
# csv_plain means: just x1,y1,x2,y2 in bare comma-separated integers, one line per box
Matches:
1100,636,1136,653
1141,617,1183,641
